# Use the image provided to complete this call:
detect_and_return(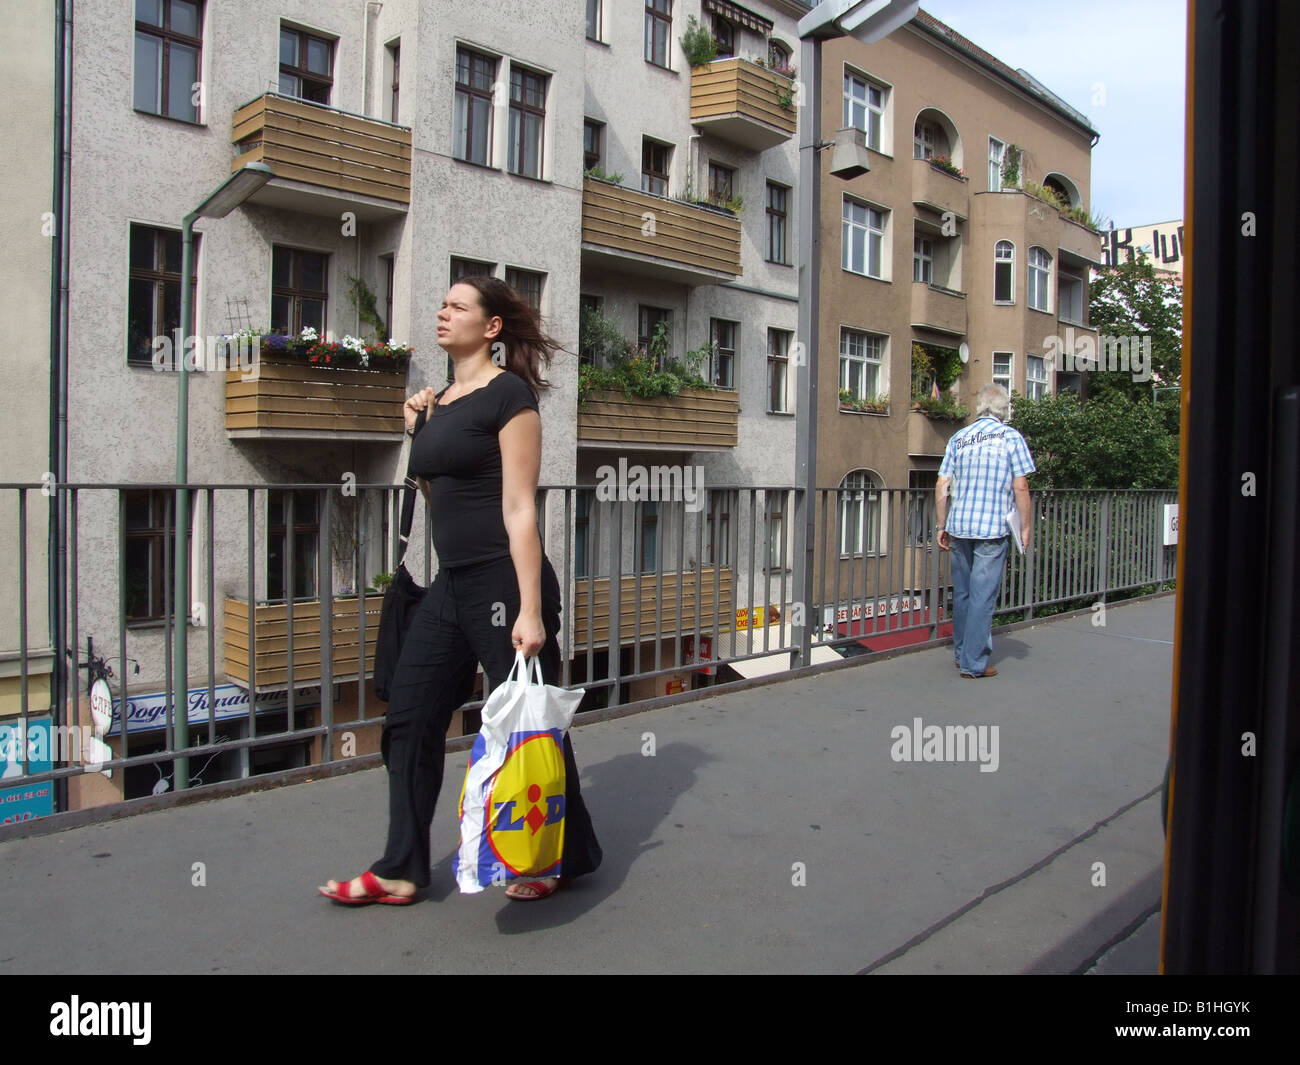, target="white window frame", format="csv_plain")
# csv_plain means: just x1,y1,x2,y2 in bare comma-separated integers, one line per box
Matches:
994,240,1015,304
767,327,791,414
839,470,885,558
839,328,884,401
843,68,887,153
914,120,935,160
586,0,602,41
988,136,1005,192
1028,246,1052,312
992,351,1013,394
1026,354,1050,400
506,61,549,181
913,235,934,284
1058,269,1085,325
843,197,885,279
